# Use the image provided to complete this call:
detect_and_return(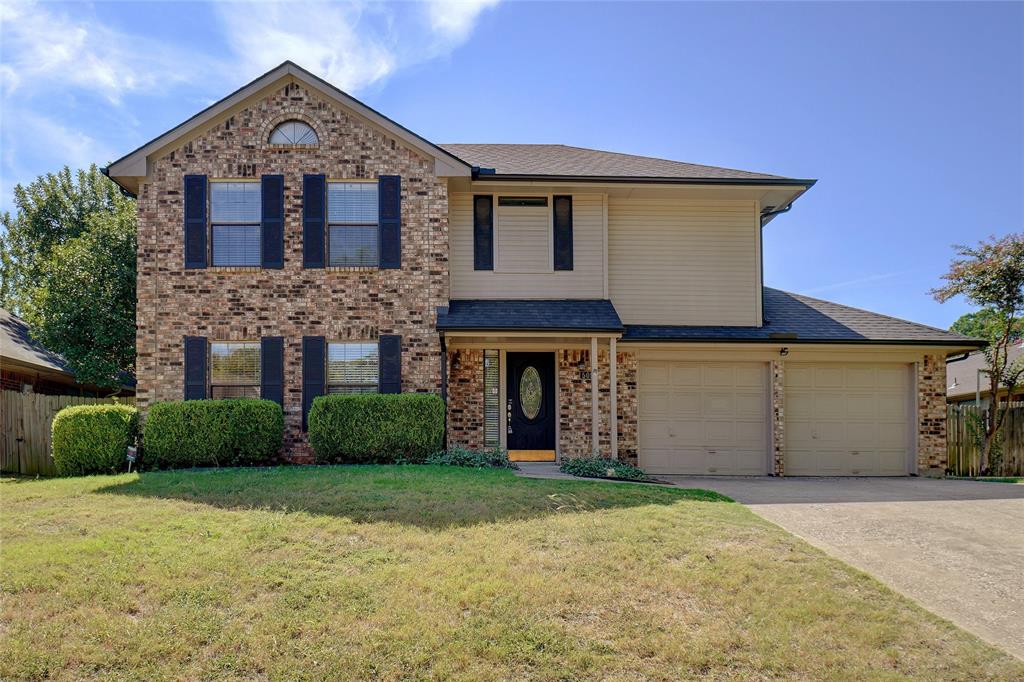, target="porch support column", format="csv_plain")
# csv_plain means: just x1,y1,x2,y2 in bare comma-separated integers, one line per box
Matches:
591,336,599,456
610,337,617,460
